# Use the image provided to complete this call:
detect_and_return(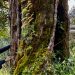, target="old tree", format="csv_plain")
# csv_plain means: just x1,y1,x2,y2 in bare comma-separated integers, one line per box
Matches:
8,0,69,75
